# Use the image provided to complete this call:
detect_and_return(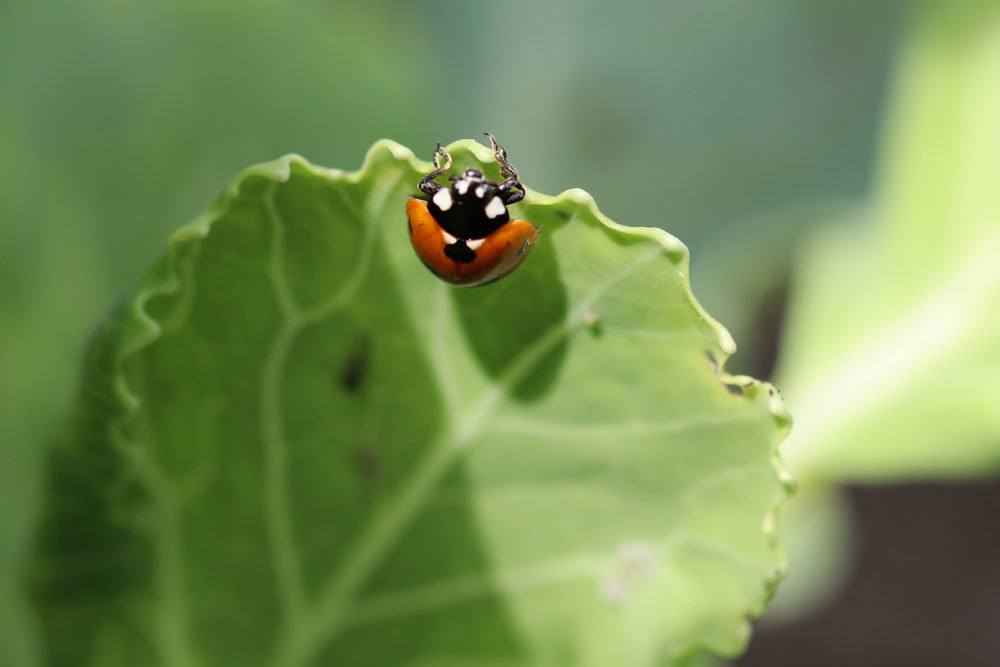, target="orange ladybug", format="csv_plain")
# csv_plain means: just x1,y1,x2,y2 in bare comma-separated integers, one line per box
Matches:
406,133,538,287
